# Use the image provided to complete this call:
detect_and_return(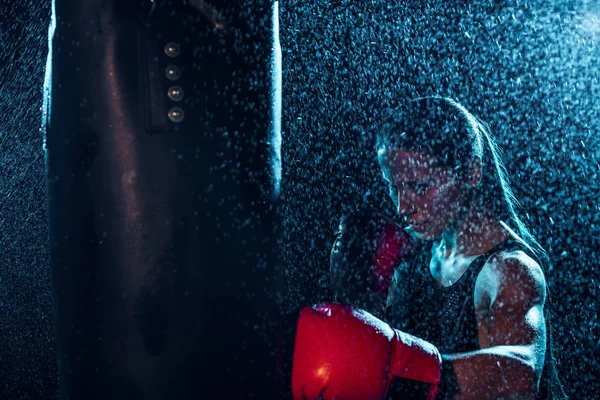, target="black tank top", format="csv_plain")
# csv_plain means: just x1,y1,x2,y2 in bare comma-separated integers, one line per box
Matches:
406,238,521,353
388,238,558,399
